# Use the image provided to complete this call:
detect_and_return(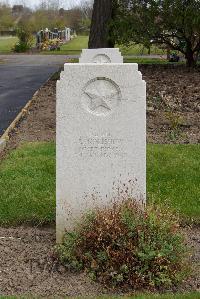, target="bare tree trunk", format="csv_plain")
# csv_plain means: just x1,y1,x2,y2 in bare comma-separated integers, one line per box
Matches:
88,0,114,48
185,42,197,67
185,50,197,67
